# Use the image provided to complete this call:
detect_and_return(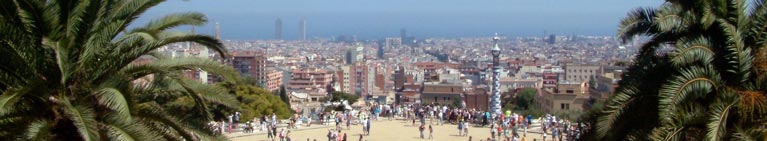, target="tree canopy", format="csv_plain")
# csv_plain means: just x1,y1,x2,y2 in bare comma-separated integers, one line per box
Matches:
0,0,241,140
581,0,767,140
